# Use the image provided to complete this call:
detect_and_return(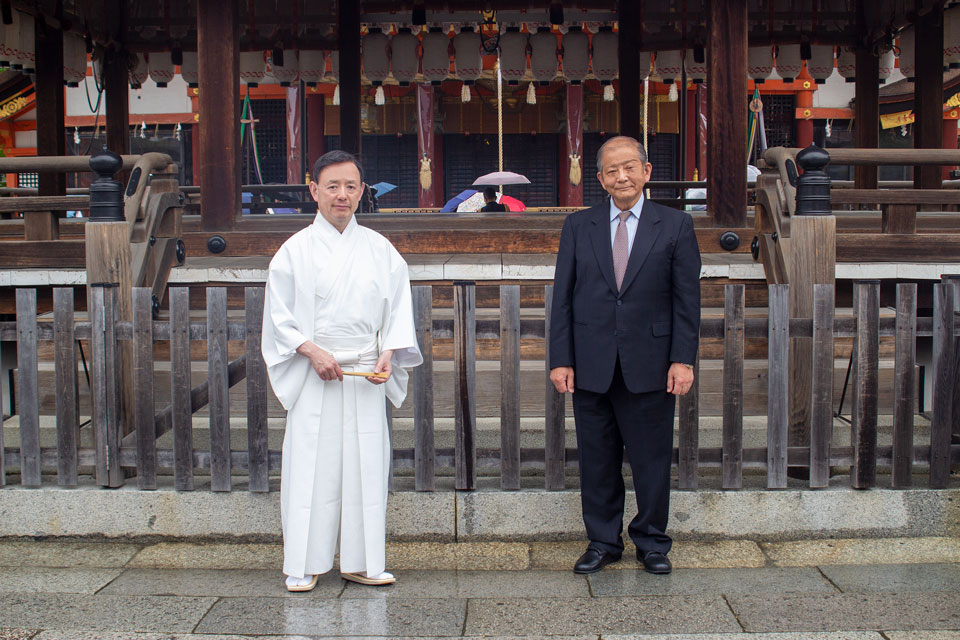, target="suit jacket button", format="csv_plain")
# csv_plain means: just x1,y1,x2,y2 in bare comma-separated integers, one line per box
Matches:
616,300,622,306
